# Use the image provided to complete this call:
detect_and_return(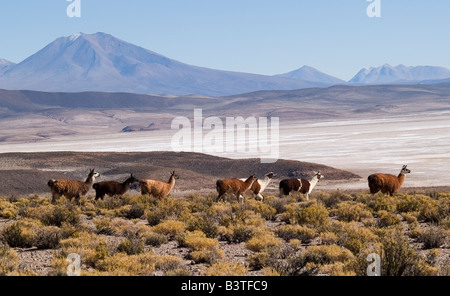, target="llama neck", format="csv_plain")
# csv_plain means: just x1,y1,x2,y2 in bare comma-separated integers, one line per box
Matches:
85,175,96,186
244,178,255,190
259,176,272,191
397,173,406,186
168,176,176,190
308,176,319,193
